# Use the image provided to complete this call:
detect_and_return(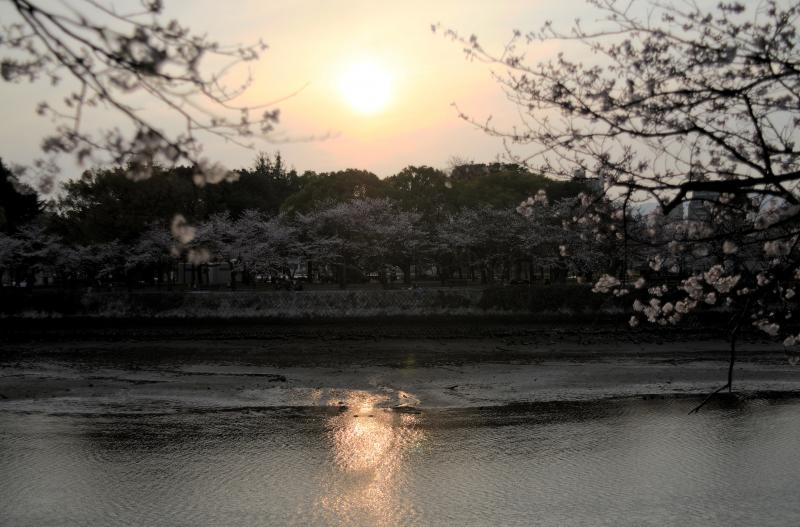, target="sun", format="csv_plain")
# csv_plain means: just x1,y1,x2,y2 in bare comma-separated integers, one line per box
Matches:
337,60,393,114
